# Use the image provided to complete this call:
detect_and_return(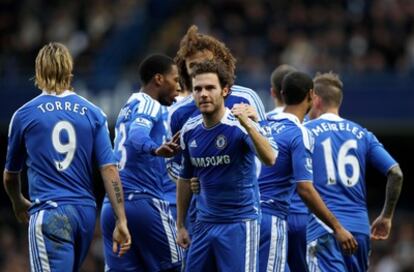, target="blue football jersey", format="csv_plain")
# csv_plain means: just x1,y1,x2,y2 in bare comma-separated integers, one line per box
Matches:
259,112,314,219
5,90,115,214
305,113,398,240
266,106,284,120
180,108,277,223
161,104,177,205
113,92,168,199
266,109,309,215
167,84,267,180
288,113,311,214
